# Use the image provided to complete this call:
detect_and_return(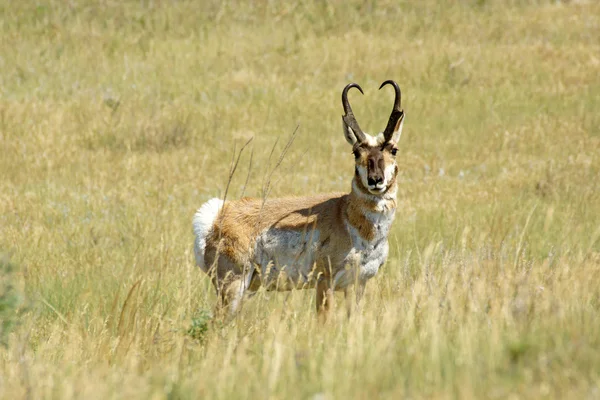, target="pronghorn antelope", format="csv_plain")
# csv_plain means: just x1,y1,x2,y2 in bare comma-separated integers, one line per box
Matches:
193,81,405,317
